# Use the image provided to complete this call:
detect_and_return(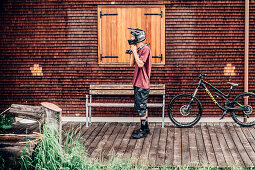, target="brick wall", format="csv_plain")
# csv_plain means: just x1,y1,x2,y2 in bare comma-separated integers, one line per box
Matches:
0,0,254,117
